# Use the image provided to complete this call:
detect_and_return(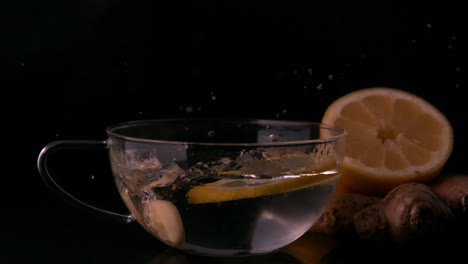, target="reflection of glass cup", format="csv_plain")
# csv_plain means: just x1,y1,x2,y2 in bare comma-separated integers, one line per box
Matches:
147,248,303,264
38,119,346,256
